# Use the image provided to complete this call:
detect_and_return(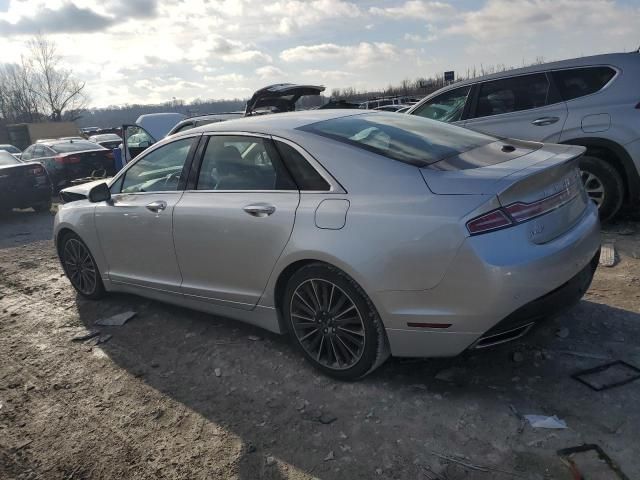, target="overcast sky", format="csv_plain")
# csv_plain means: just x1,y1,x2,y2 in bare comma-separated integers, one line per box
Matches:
0,0,638,108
